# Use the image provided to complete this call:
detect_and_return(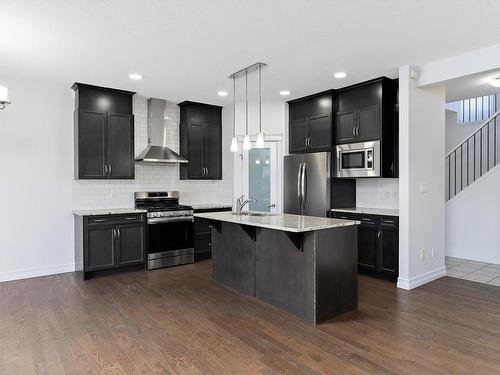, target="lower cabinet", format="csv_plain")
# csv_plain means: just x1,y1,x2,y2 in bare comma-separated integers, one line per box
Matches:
331,211,399,281
193,207,232,261
75,213,146,279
